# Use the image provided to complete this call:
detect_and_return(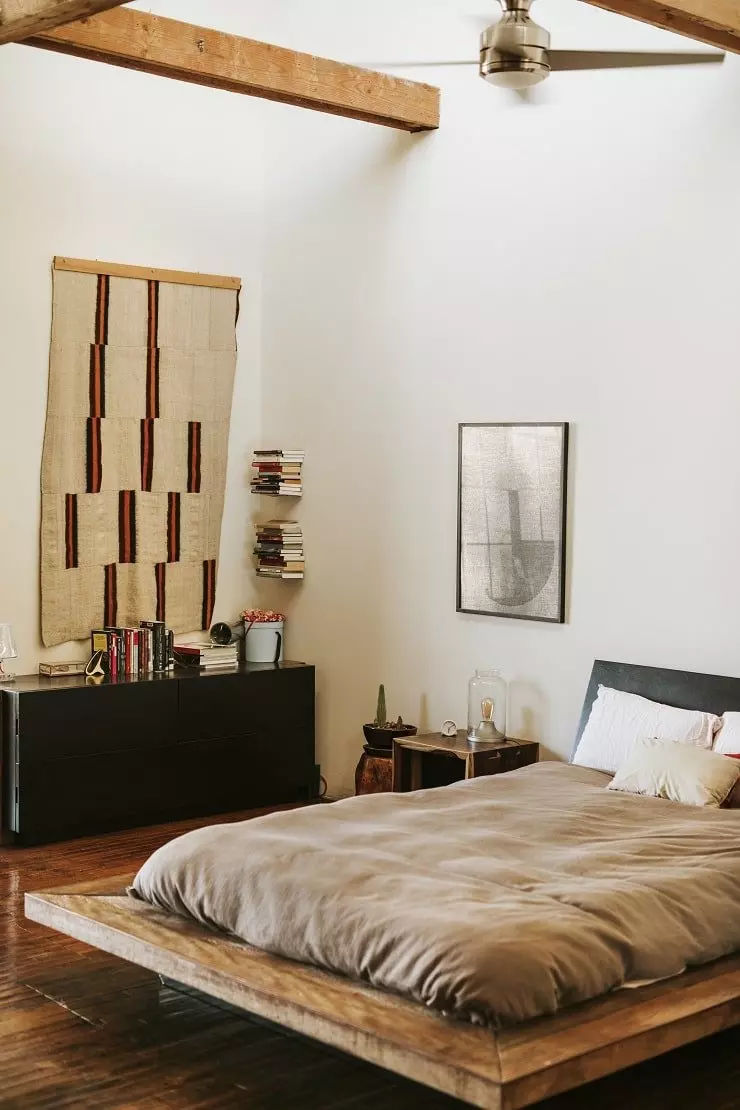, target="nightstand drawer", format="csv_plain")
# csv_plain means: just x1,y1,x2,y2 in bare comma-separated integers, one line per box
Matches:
478,743,538,776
